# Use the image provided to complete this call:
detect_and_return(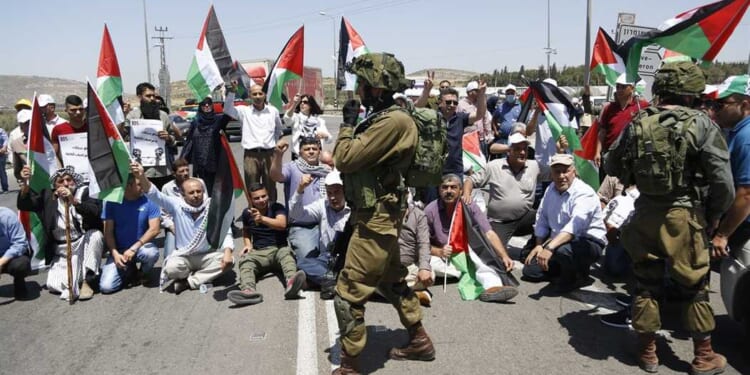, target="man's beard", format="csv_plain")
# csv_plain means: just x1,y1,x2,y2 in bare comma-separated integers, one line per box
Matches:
140,100,161,120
